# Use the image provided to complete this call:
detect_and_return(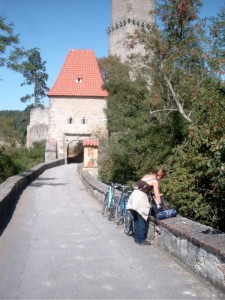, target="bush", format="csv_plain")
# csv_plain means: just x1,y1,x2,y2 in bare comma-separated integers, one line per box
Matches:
0,141,45,183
